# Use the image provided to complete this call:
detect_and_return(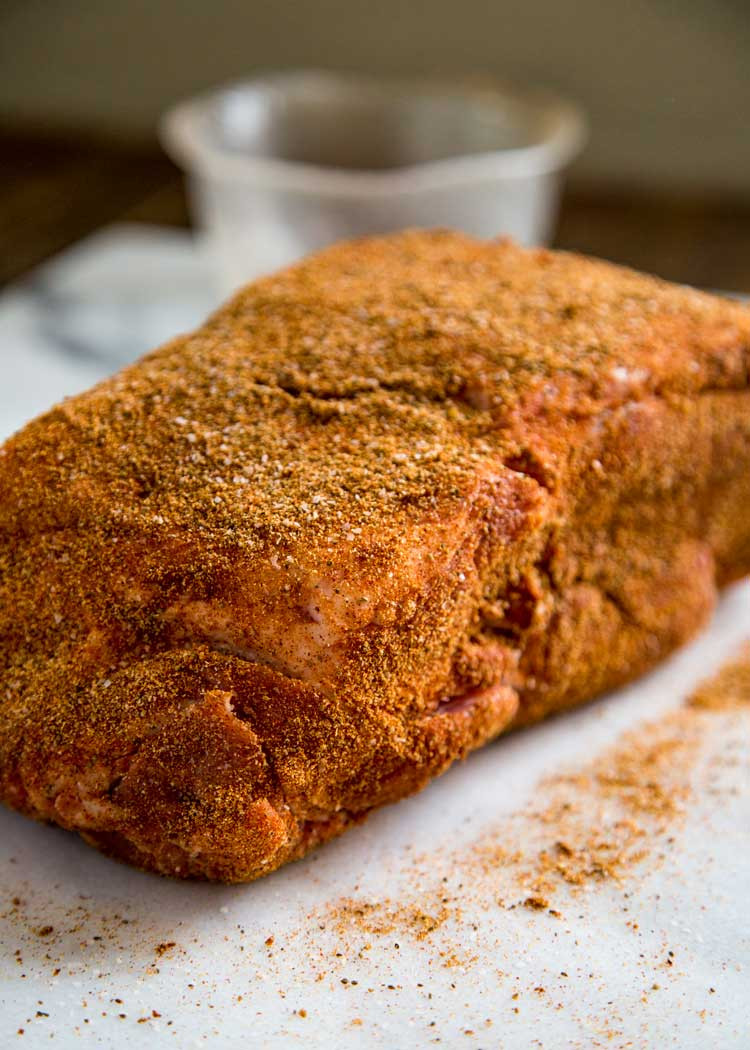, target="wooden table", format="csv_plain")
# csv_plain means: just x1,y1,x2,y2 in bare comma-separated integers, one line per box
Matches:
2,128,749,292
